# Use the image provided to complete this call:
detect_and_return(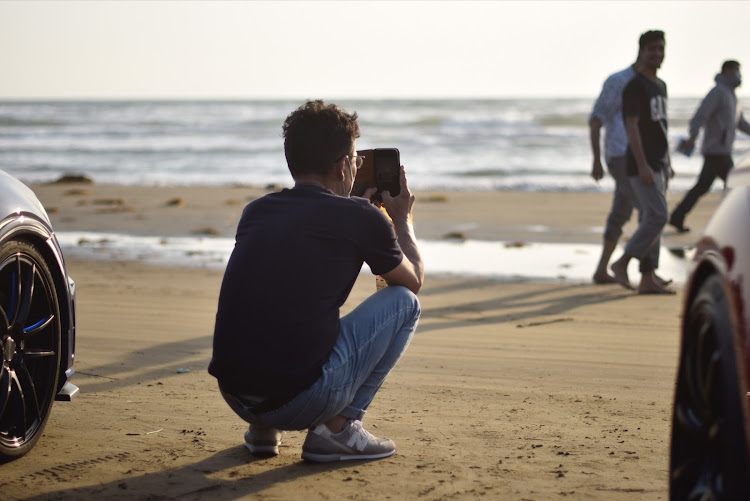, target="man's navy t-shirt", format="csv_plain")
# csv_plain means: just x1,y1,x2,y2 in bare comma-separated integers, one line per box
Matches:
208,184,403,399
622,72,669,176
